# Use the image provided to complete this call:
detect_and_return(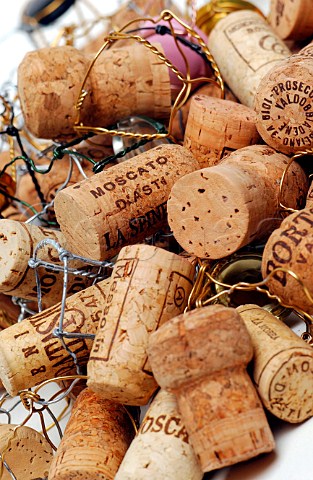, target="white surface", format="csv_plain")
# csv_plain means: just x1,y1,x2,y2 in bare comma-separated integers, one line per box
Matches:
1,2,313,480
